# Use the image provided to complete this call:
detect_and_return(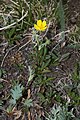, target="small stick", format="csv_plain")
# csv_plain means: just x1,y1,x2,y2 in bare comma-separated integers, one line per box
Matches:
0,11,28,31
51,30,70,40
0,42,8,46
18,40,31,51
1,45,17,67
0,78,9,83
